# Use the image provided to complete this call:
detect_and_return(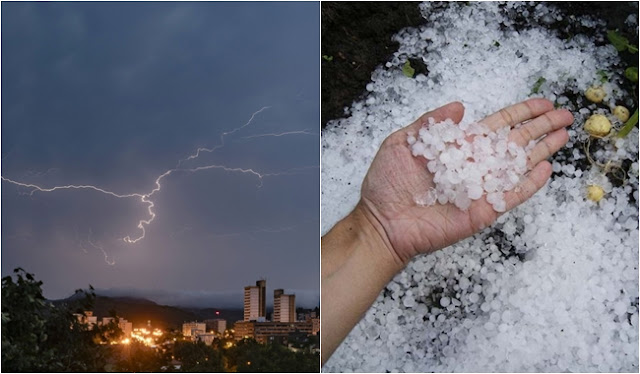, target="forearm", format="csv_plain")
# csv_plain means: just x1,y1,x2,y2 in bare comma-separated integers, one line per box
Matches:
321,202,405,365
